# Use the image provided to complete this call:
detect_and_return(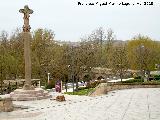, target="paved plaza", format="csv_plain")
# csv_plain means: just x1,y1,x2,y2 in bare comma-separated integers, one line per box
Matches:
1,88,160,120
